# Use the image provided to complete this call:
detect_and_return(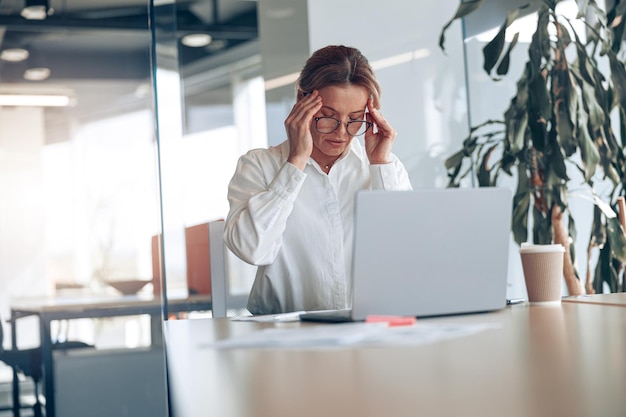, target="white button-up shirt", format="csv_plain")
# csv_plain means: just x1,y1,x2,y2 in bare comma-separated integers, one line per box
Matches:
224,138,412,314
